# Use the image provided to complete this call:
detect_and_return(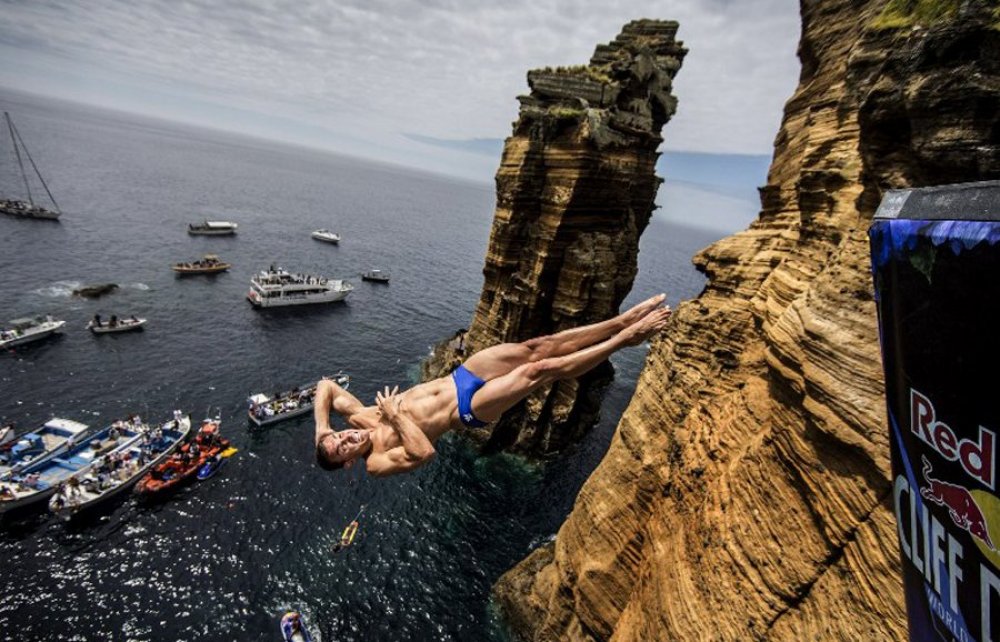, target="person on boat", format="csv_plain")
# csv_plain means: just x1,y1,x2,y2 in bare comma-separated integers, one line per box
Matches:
67,476,81,498
314,294,672,477
109,314,118,328
93,314,102,328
